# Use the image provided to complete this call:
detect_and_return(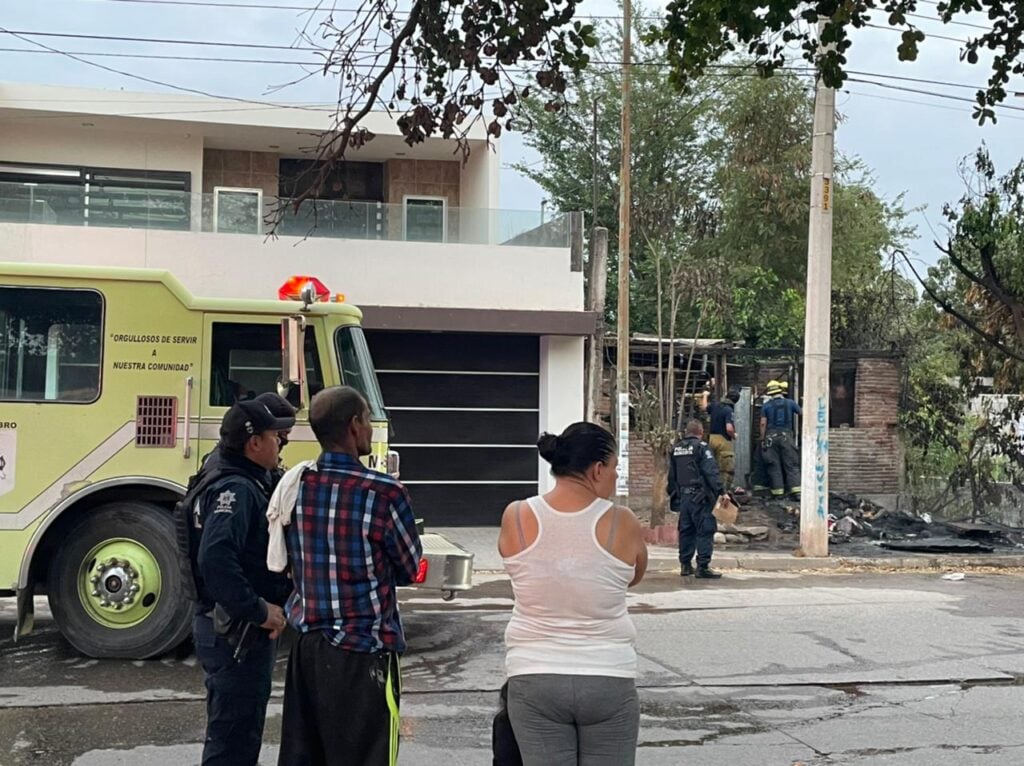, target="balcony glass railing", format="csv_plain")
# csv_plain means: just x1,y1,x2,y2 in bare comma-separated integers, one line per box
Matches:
0,181,573,248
